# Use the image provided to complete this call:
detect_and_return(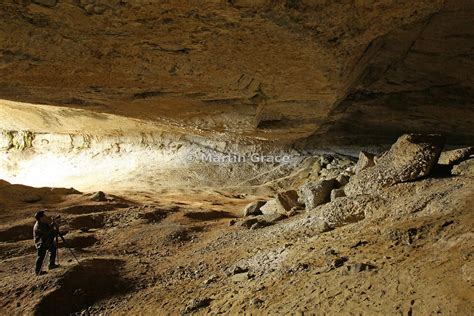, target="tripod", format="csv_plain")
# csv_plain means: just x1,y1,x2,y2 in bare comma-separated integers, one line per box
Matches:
52,219,80,265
